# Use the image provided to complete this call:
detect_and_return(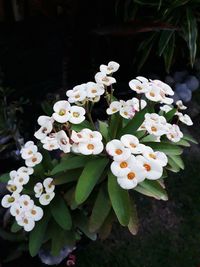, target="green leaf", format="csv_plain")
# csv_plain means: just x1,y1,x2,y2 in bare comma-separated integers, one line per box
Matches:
134,130,146,139
29,211,50,257
108,172,130,226
128,197,139,235
11,222,22,233
50,195,72,230
41,101,53,116
71,120,93,131
167,157,181,173
89,185,111,233
168,155,184,170
163,33,175,73
99,211,115,240
185,8,198,66
164,108,177,121
74,211,97,241
75,157,109,204
54,169,82,185
0,172,10,183
109,112,122,139
174,139,190,147
118,108,147,137
139,180,168,201
51,155,90,175
183,133,198,144
64,186,78,210
141,134,157,142
158,30,175,56
143,142,183,155
98,120,109,141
